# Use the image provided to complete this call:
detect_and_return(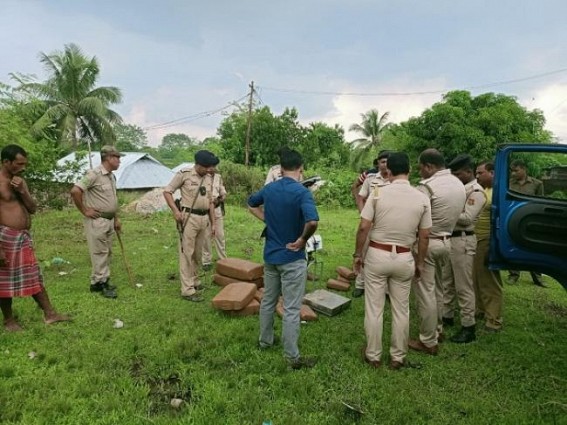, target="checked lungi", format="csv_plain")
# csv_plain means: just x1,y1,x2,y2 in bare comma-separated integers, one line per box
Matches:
0,225,44,298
